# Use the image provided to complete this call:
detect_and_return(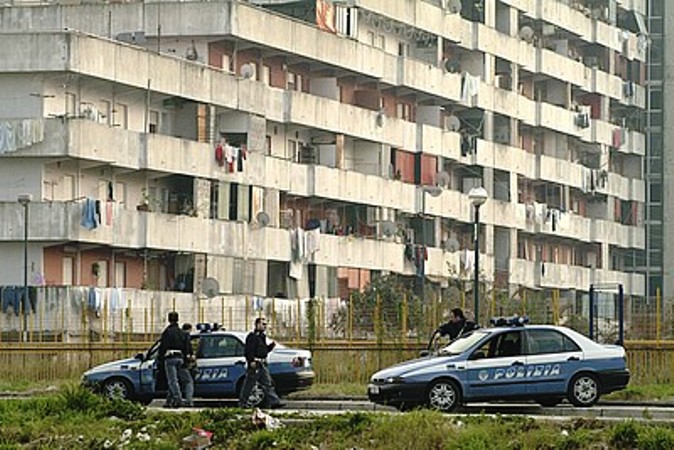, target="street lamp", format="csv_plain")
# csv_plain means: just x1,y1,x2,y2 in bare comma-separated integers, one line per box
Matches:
420,186,442,301
468,186,488,325
17,194,32,342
